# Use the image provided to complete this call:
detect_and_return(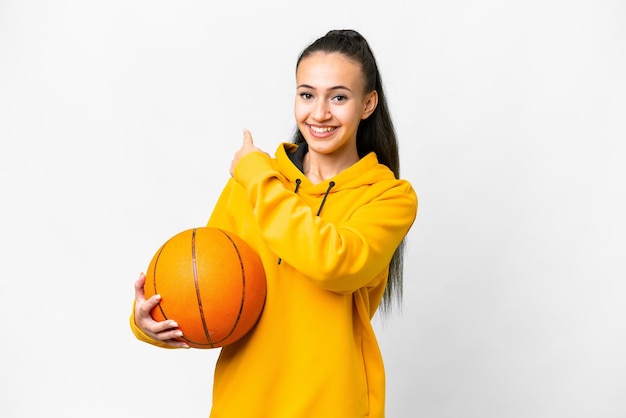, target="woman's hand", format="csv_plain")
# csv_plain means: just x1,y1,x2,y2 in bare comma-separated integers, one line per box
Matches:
230,129,268,176
133,273,189,348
